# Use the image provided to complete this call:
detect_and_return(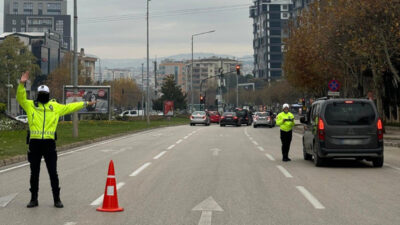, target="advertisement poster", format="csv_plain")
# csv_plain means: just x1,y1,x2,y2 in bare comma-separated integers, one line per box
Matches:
163,101,174,116
64,86,111,114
